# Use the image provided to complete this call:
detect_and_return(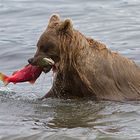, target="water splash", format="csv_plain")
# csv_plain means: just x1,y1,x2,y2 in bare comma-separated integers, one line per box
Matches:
0,86,16,96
